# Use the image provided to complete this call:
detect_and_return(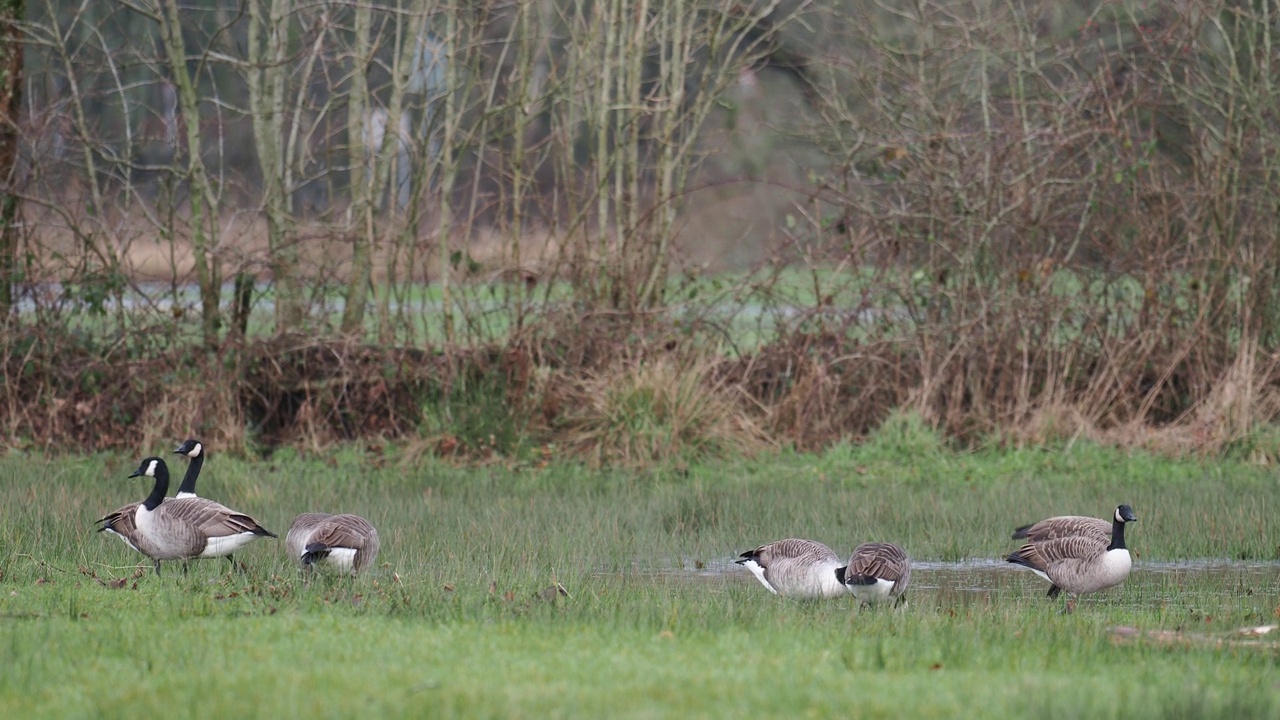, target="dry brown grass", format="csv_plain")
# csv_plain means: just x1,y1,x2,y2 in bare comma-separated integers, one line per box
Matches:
4,305,1280,465
9,3,1280,464
554,354,772,468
